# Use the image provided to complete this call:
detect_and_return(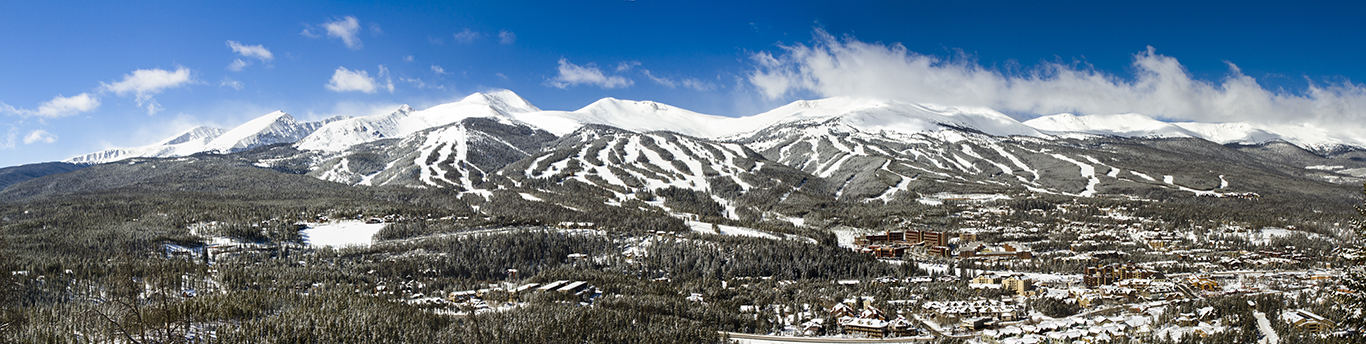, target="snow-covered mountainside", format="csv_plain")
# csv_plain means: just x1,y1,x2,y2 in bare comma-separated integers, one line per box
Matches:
204,111,335,153
516,96,1049,140
62,89,1366,205
1024,113,1200,139
67,111,335,164
307,117,556,189
1023,112,1366,153
67,126,227,164
296,90,540,152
